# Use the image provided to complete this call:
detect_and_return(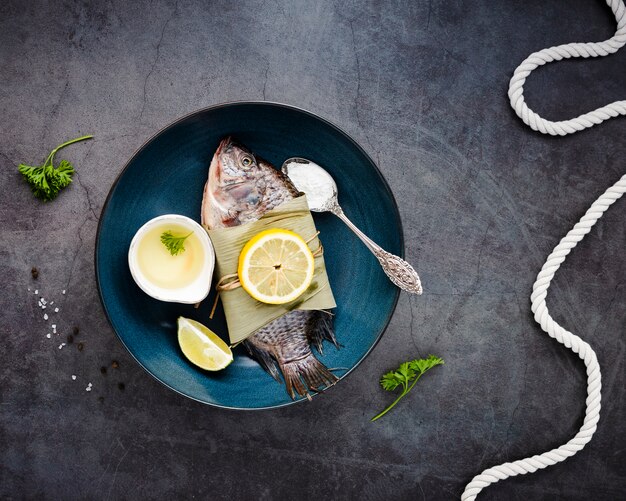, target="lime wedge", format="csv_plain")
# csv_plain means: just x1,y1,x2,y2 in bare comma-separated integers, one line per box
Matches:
177,317,233,371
